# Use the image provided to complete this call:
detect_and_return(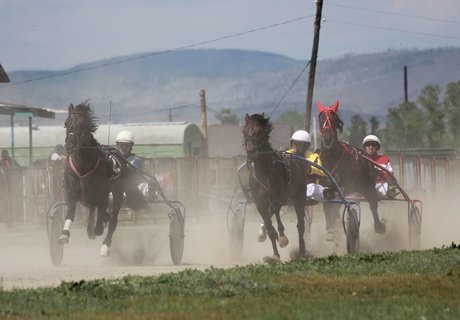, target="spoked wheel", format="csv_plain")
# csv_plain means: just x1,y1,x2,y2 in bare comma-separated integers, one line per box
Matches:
169,205,185,265
47,201,66,266
228,202,246,261
345,204,360,253
408,203,422,250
